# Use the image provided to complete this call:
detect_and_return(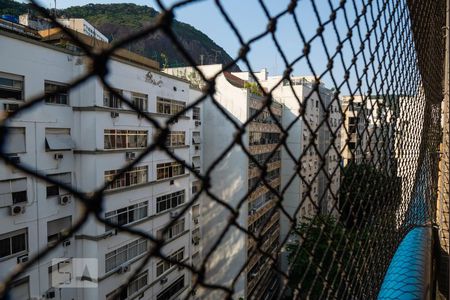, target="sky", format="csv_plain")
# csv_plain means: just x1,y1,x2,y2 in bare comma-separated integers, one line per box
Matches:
22,0,389,93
